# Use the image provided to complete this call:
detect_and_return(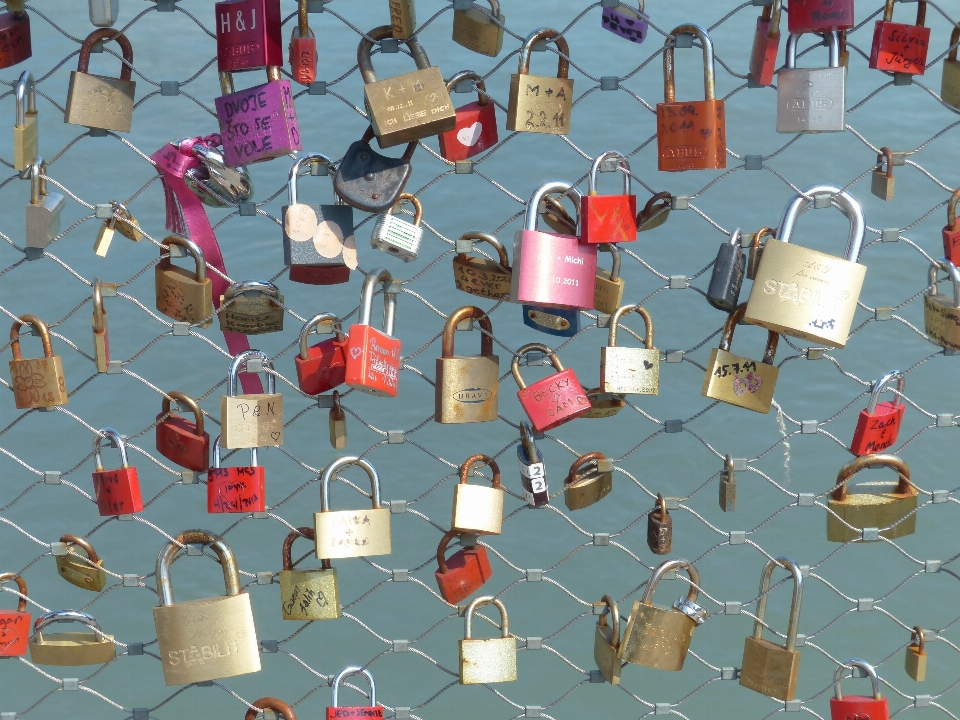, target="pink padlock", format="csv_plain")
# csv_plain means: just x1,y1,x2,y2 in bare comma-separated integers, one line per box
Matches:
215,0,282,73
215,67,301,167
511,180,597,310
